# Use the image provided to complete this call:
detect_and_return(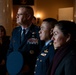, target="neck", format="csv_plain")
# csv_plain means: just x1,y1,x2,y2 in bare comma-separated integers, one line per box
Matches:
22,22,32,28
